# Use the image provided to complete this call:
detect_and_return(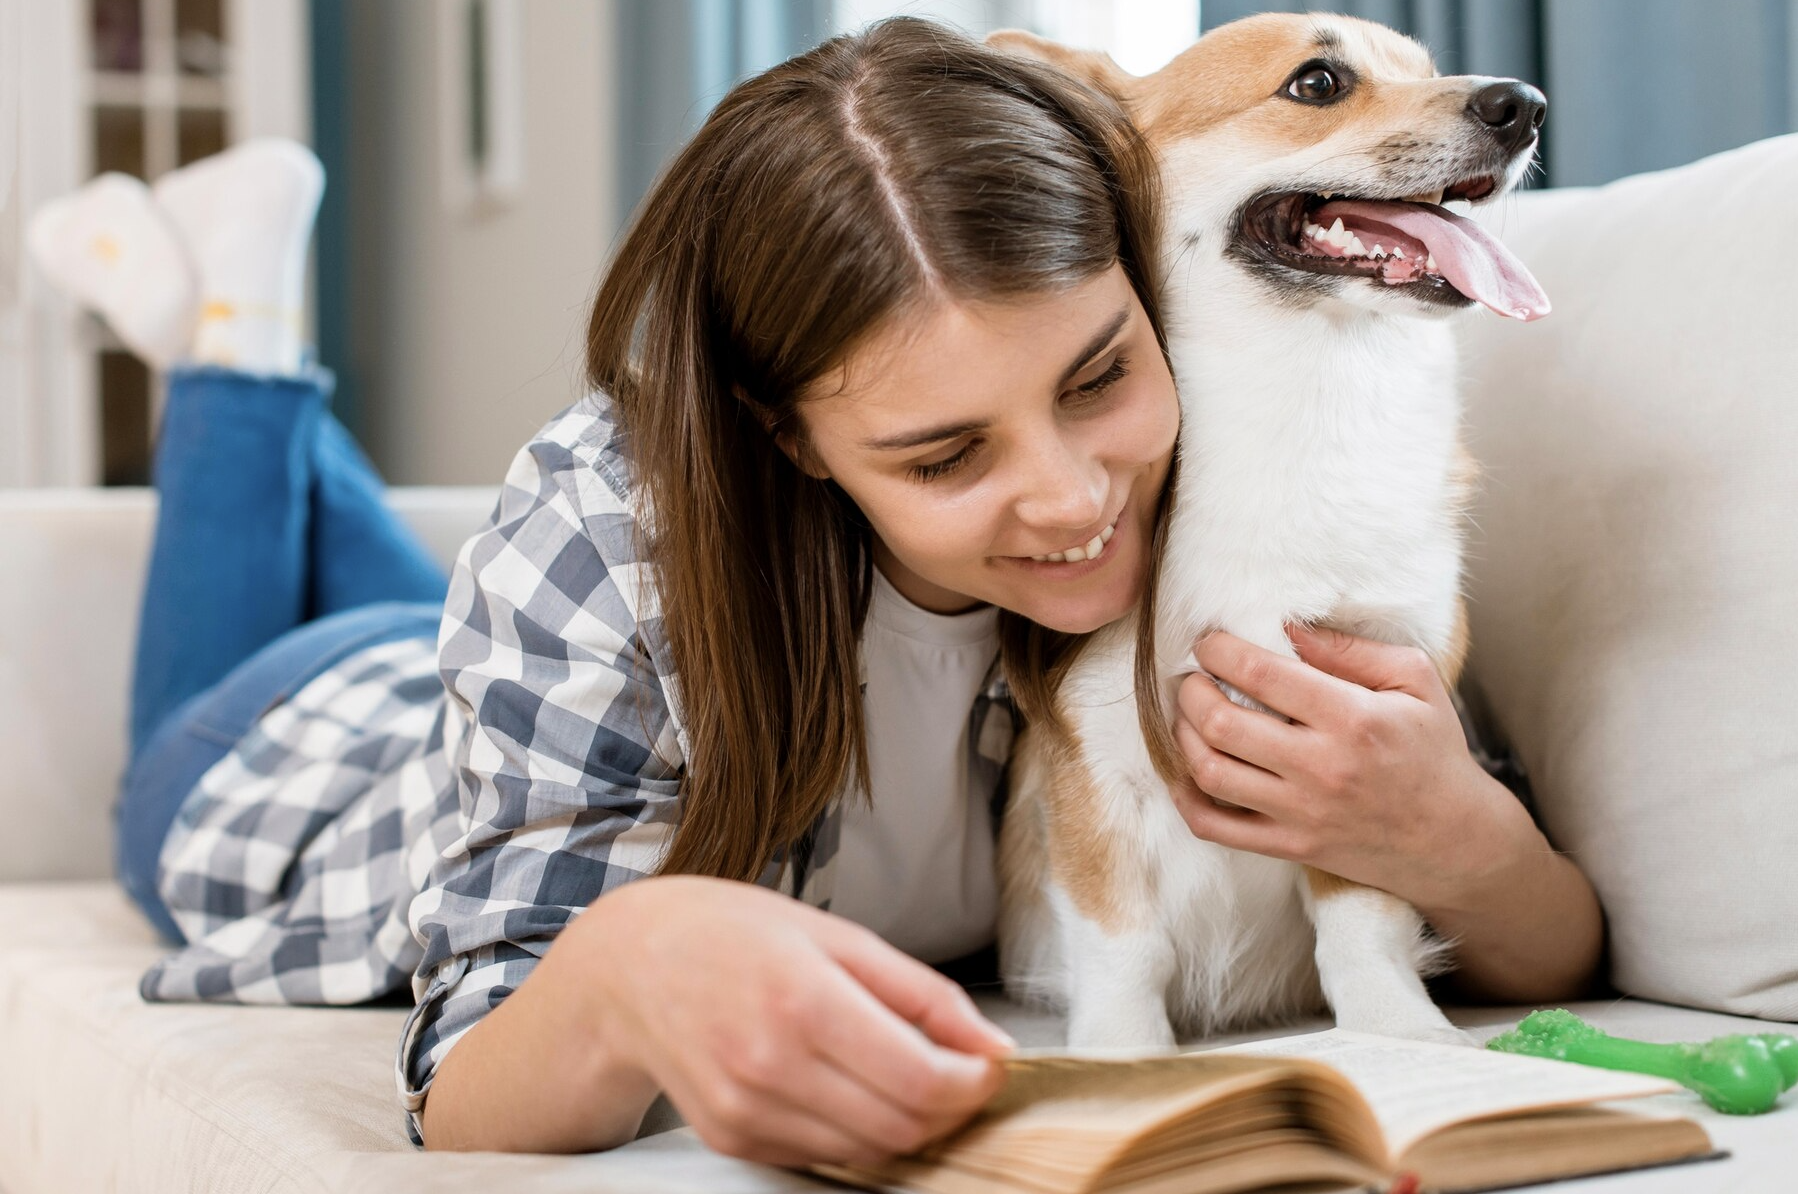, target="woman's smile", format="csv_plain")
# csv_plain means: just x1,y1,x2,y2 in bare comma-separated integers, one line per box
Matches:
1002,500,1124,571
